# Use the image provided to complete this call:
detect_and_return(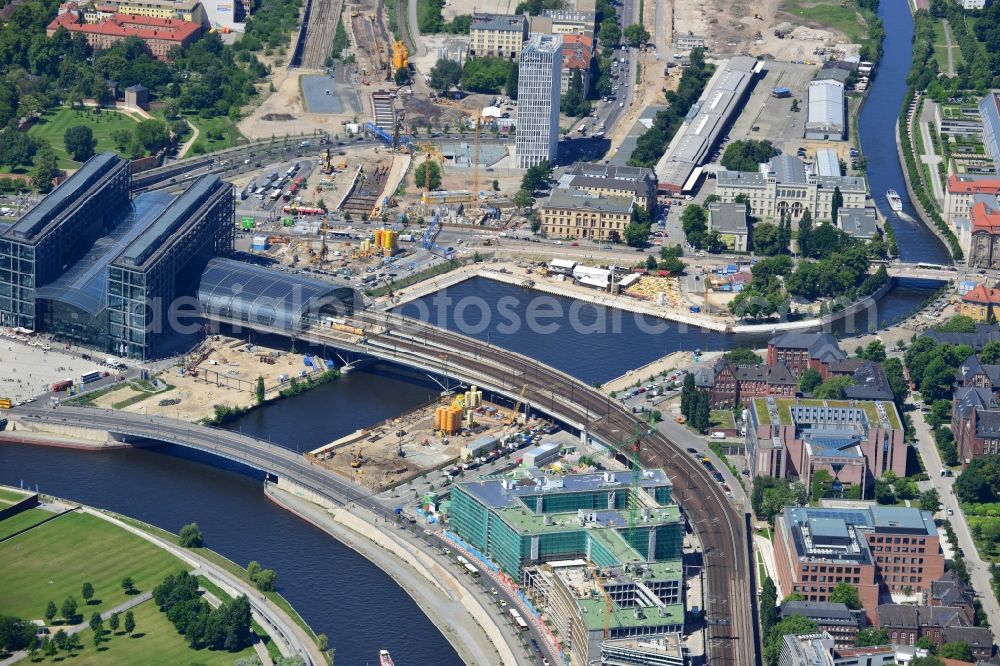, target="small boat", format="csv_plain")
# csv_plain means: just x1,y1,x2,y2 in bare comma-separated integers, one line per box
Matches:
380,650,395,666
886,190,903,212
